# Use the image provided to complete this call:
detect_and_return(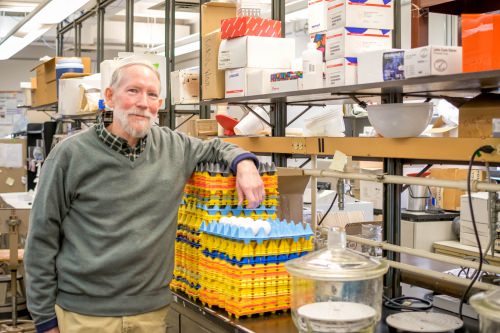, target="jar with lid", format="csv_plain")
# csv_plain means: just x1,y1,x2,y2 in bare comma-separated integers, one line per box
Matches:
285,227,388,333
